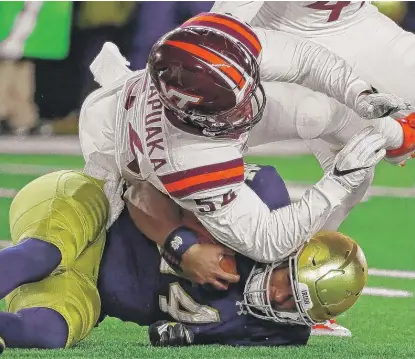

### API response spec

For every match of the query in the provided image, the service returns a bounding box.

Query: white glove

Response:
[355,90,412,119]
[328,126,386,191]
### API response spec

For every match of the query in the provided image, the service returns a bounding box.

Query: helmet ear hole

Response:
[345,250,351,259]
[311,257,316,266]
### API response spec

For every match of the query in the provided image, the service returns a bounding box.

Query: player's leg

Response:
[249,81,415,165]
[311,7,415,105]
[3,253,104,350]
[0,169,109,348]
[249,81,403,149]
[0,170,108,351]
[0,308,68,350]
[0,170,108,300]
[0,239,61,299]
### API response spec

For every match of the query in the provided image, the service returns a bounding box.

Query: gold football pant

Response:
[6,170,109,347]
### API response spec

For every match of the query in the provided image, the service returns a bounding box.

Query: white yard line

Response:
[0,163,81,176]
[0,137,310,156]
[0,136,82,155]
[369,268,415,279]
[0,241,10,249]
[0,188,18,198]
[362,287,413,298]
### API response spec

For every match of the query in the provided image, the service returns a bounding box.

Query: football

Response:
[182,209,238,275]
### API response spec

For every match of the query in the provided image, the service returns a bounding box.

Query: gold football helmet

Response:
[240,231,368,326]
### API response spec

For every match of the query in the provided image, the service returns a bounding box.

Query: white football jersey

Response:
[80,70,352,263]
[79,39,359,263]
[211,1,370,36]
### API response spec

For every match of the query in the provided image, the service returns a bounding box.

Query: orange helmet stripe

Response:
[183,13,261,55]
[166,40,246,89]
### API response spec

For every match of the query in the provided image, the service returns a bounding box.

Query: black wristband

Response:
[161,226,198,272]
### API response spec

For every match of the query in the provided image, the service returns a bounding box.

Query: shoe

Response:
[311,319,352,337]
[385,113,415,166]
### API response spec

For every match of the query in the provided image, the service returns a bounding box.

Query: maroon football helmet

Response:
[147,12,266,137]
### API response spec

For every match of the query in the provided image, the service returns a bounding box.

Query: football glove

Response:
[329,126,386,191]
[148,320,194,347]
[355,88,412,119]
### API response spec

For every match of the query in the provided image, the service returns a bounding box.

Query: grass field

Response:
[0,153,414,358]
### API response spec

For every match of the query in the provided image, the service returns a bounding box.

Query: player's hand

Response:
[355,89,412,119]
[181,243,240,291]
[330,126,386,190]
[149,320,194,347]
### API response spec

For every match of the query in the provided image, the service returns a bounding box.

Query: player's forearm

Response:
[124,181,183,246]
[257,175,351,262]
[124,182,203,274]
[197,176,350,263]
[256,28,370,111]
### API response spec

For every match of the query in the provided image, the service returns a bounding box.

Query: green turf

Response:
[0,174,40,190]
[0,154,84,168]
[0,199,11,240]
[0,154,414,358]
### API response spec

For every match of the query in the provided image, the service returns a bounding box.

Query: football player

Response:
[80,13,407,287]
[211,1,415,107]
[132,12,415,337]
[0,163,367,351]
[208,3,415,334]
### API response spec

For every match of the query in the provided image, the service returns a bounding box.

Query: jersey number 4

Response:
[306,1,363,22]
[160,283,220,323]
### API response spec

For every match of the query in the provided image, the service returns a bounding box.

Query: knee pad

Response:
[244,164,290,210]
[296,94,331,140]
[9,170,109,270]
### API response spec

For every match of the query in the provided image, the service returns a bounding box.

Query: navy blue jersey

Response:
[97,165,310,346]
